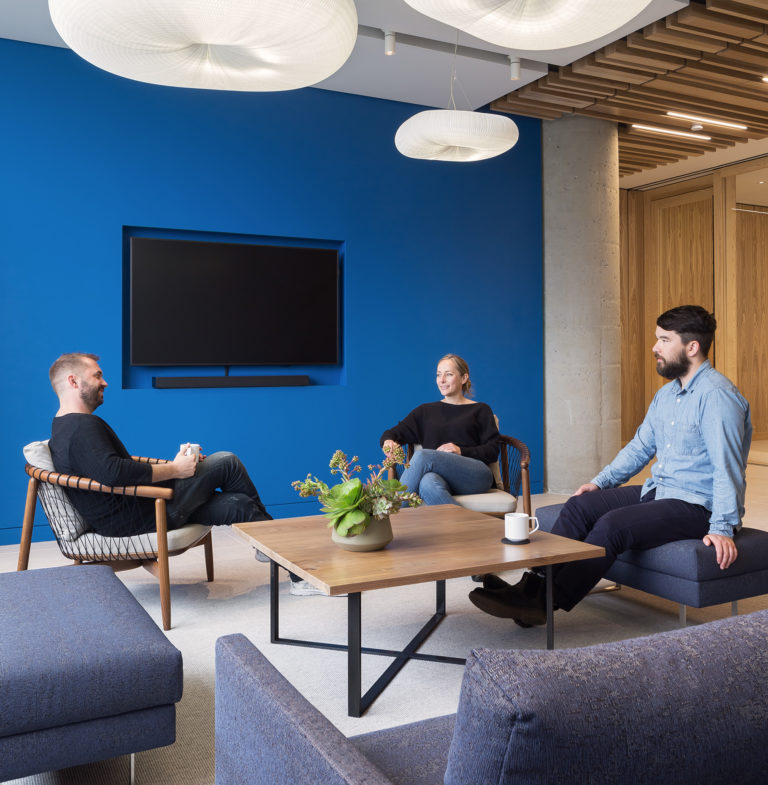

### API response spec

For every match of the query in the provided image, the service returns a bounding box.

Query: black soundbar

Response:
[152,375,311,389]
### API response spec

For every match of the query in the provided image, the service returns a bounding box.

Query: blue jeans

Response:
[399,449,493,506]
[167,452,271,528]
[551,485,710,611]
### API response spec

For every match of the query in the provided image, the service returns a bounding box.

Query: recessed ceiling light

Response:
[631,124,711,141]
[666,111,747,130]
[762,76,768,83]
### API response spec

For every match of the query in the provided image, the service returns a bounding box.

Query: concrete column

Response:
[543,115,620,493]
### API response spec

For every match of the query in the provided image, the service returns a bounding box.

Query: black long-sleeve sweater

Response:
[49,413,157,536]
[380,401,499,464]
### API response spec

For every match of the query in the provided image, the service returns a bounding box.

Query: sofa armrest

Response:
[215,635,394,785]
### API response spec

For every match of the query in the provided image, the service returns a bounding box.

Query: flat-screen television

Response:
[129,236,340,366]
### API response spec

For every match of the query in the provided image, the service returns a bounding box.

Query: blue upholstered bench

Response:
[536,502,768,623]
[0,565,183,782]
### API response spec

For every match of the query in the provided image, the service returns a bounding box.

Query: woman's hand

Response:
[437,443,461,454]
[382,439,400,455]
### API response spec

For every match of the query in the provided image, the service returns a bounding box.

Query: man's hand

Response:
[150,448,198,482]
[573,482,599,496]
[170,447,197,479]
[703,533,738,570]
[437,443,461,454]
[382,439,399,455]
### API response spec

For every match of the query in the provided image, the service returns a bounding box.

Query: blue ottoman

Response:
[0,565,183,781]
[537,503,768,622]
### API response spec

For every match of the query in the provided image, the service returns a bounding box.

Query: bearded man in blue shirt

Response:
[470,305,752,626]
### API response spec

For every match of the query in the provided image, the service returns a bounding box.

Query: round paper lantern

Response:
[395,110,519,162]
[48,0,358,91]
[402,0,654,51]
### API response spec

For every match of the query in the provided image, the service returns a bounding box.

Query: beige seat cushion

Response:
[65,524,212,561]
[453,488,518,514]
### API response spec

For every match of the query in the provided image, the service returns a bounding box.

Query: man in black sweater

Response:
[48,352,271,537]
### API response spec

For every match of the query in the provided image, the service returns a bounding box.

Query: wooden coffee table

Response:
[234,504,604,717]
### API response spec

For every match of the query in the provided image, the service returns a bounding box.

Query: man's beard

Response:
[655,349,690,380]
[79,382,103,410]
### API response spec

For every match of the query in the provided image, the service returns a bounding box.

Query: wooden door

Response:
[642,187,714,408]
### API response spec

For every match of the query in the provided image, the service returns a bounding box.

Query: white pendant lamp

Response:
[402,0,654,51]
[395,109,518,162]
[48,0,358,92]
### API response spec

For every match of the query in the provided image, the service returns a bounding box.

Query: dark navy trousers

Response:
[551,485,710,611]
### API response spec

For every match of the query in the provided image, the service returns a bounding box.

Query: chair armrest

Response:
[131,455,170,464]
[215,635,394,785]
[499,435,531,516]
[25,464,174,500]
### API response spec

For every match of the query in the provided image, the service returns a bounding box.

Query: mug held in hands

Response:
[180,443,202,462]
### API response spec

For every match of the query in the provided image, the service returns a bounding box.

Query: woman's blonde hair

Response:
[439,353,473,397]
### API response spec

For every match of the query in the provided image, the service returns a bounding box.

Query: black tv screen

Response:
[130,237,340,366]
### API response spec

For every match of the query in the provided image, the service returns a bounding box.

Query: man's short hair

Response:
[656,305,716,357]
[49,352,100,392]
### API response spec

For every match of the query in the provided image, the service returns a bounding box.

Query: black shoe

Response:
[482,574,512,590]
[468,583,547,626]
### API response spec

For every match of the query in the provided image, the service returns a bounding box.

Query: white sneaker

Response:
[253,547,271,563]
[289,579,327,596]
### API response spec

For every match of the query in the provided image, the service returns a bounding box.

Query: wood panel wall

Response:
[621,177,714,441]
[621,163,768,441]
[735,203,768,439]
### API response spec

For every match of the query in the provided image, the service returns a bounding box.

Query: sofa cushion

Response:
[350,715,455,785]
[444,610,768,785]
[0,565,183,737]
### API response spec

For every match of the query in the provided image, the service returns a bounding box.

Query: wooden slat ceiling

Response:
[490,0,768,175]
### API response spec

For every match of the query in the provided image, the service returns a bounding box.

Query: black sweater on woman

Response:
[380,401,499,464]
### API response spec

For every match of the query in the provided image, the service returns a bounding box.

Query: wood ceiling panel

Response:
[643,20,730,53]
[671,2,766,40]
[570,55,657,83]
[493,0,768,173]
[596,42,686,73]
[707,0,768,24]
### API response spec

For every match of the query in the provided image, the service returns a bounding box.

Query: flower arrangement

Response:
[292,447,422,537]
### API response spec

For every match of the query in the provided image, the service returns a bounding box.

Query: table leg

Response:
[436,579,446,615]
[546,565,554,650]
[348,592,362,717]
[270,560,280,644]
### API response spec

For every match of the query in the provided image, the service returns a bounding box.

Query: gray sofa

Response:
[215,611,768,785]
[0,565,183,782]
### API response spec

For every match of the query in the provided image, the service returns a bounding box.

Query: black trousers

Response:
[551,485,710,611]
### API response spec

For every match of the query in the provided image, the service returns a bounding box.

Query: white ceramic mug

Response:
[504,512,539,544]
[180,443,202,462]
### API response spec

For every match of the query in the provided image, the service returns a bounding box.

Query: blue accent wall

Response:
[0,38,543,546]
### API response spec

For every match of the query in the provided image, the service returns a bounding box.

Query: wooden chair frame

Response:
[19,456,213,630]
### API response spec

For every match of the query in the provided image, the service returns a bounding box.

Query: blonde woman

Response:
[380,354,499,505]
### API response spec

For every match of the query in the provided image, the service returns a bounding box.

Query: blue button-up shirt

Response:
[592,361,752,537]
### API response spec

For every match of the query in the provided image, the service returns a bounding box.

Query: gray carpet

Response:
[7,534,768,785]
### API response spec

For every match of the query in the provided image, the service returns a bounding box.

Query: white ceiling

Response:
[0,0,686,111]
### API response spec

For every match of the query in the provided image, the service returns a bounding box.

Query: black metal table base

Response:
[269,562,555,717]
